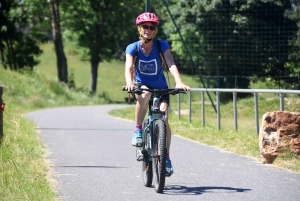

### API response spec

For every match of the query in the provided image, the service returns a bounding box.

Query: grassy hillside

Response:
[1,42,300,200]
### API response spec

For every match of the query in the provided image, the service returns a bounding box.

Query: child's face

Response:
[139,22,157,39]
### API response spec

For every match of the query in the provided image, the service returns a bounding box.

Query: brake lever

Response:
[122,86,142,94]
[135,88,143,95]
[171,88,186,95]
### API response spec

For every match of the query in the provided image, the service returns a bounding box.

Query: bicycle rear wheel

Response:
[152,119,166,193]
[142,119,152,187]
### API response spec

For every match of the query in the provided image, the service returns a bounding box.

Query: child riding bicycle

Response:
[124,12,190,176]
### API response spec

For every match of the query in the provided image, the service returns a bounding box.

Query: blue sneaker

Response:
[166,158,174,177]
[132,130,142,147]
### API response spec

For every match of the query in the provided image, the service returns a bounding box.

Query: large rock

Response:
[259,111,300,164]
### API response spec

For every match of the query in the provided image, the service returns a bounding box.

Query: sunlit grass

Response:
[0,102,56,200]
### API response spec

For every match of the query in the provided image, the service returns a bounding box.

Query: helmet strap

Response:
[140,36,153,43]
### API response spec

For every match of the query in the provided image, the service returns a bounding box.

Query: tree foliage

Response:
[1,0,299,94]
[0,0,49,70]
[59,0,144,93]
[153,0,300,92]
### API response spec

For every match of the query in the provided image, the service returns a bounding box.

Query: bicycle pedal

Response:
[137,155,144,161]
[136,139,143,147]
[136,148,143,161]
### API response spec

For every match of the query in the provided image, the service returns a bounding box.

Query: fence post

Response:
[233,92,238,131]
[216,91,220,130]
[0,86,3,139]
[145,0,150,12]
[279,93,284,111]
[188,91,191,122]
[201,91,205,126]
[177,93,180,120]
[254,92,259,135]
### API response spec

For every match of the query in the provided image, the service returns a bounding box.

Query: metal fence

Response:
[176,88,300,134]
[151,0,300,90]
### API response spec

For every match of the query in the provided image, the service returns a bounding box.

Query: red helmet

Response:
[136,12,159,25]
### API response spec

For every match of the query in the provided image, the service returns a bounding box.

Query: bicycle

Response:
[124,86,186,193]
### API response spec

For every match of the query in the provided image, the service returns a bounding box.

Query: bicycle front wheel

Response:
[152,119,166,193]
[142,119,152,187]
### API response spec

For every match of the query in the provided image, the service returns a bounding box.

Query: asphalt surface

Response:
[24,105,300,201]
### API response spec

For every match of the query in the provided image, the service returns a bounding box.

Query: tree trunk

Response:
[90,61,99,94]
[50,0,68,84]
[88,12,103,94]
[89,44,100,94]
[0,45,7,69]
[5,39,17,70]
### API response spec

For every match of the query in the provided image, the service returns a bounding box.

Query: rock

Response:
[259,111,300,164]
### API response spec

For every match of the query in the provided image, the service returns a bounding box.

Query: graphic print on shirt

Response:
[138,59,158,75]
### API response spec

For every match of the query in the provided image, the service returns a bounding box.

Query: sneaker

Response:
[132,130,142,147]
[165,158,174,177]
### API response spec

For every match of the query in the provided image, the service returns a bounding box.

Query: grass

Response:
[1,41,300,200]
[0,67,108,200]
[1,111,55,201]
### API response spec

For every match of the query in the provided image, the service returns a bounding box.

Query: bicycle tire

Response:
[142,119,152,187]
[152,119,166,193]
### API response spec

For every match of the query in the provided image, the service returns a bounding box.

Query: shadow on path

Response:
[52,165,129,169]
[164,185,251,195]
[36,127,132,131]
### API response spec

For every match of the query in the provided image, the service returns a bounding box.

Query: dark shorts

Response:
[136,84,170,105]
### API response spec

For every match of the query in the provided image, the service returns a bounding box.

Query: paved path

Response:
[24,105,300,201]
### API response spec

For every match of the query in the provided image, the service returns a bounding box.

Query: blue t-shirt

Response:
[125,40,170,89]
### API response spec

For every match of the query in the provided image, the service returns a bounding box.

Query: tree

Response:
[0,0,47,70]
[49,0,68,84]
[60,0,144,94]
[285,0,300,89]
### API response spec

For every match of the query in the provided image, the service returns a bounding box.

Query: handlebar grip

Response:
[122,87,143,95]
[175,88,186,92]
[170,88,186,95]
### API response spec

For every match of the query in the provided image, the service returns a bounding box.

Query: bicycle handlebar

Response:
[122,87,186,96]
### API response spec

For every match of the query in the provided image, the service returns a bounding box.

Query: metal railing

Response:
[176,88,300,134]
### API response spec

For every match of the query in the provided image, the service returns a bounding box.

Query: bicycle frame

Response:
[122,87,185,159]
[143,95,167,159]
